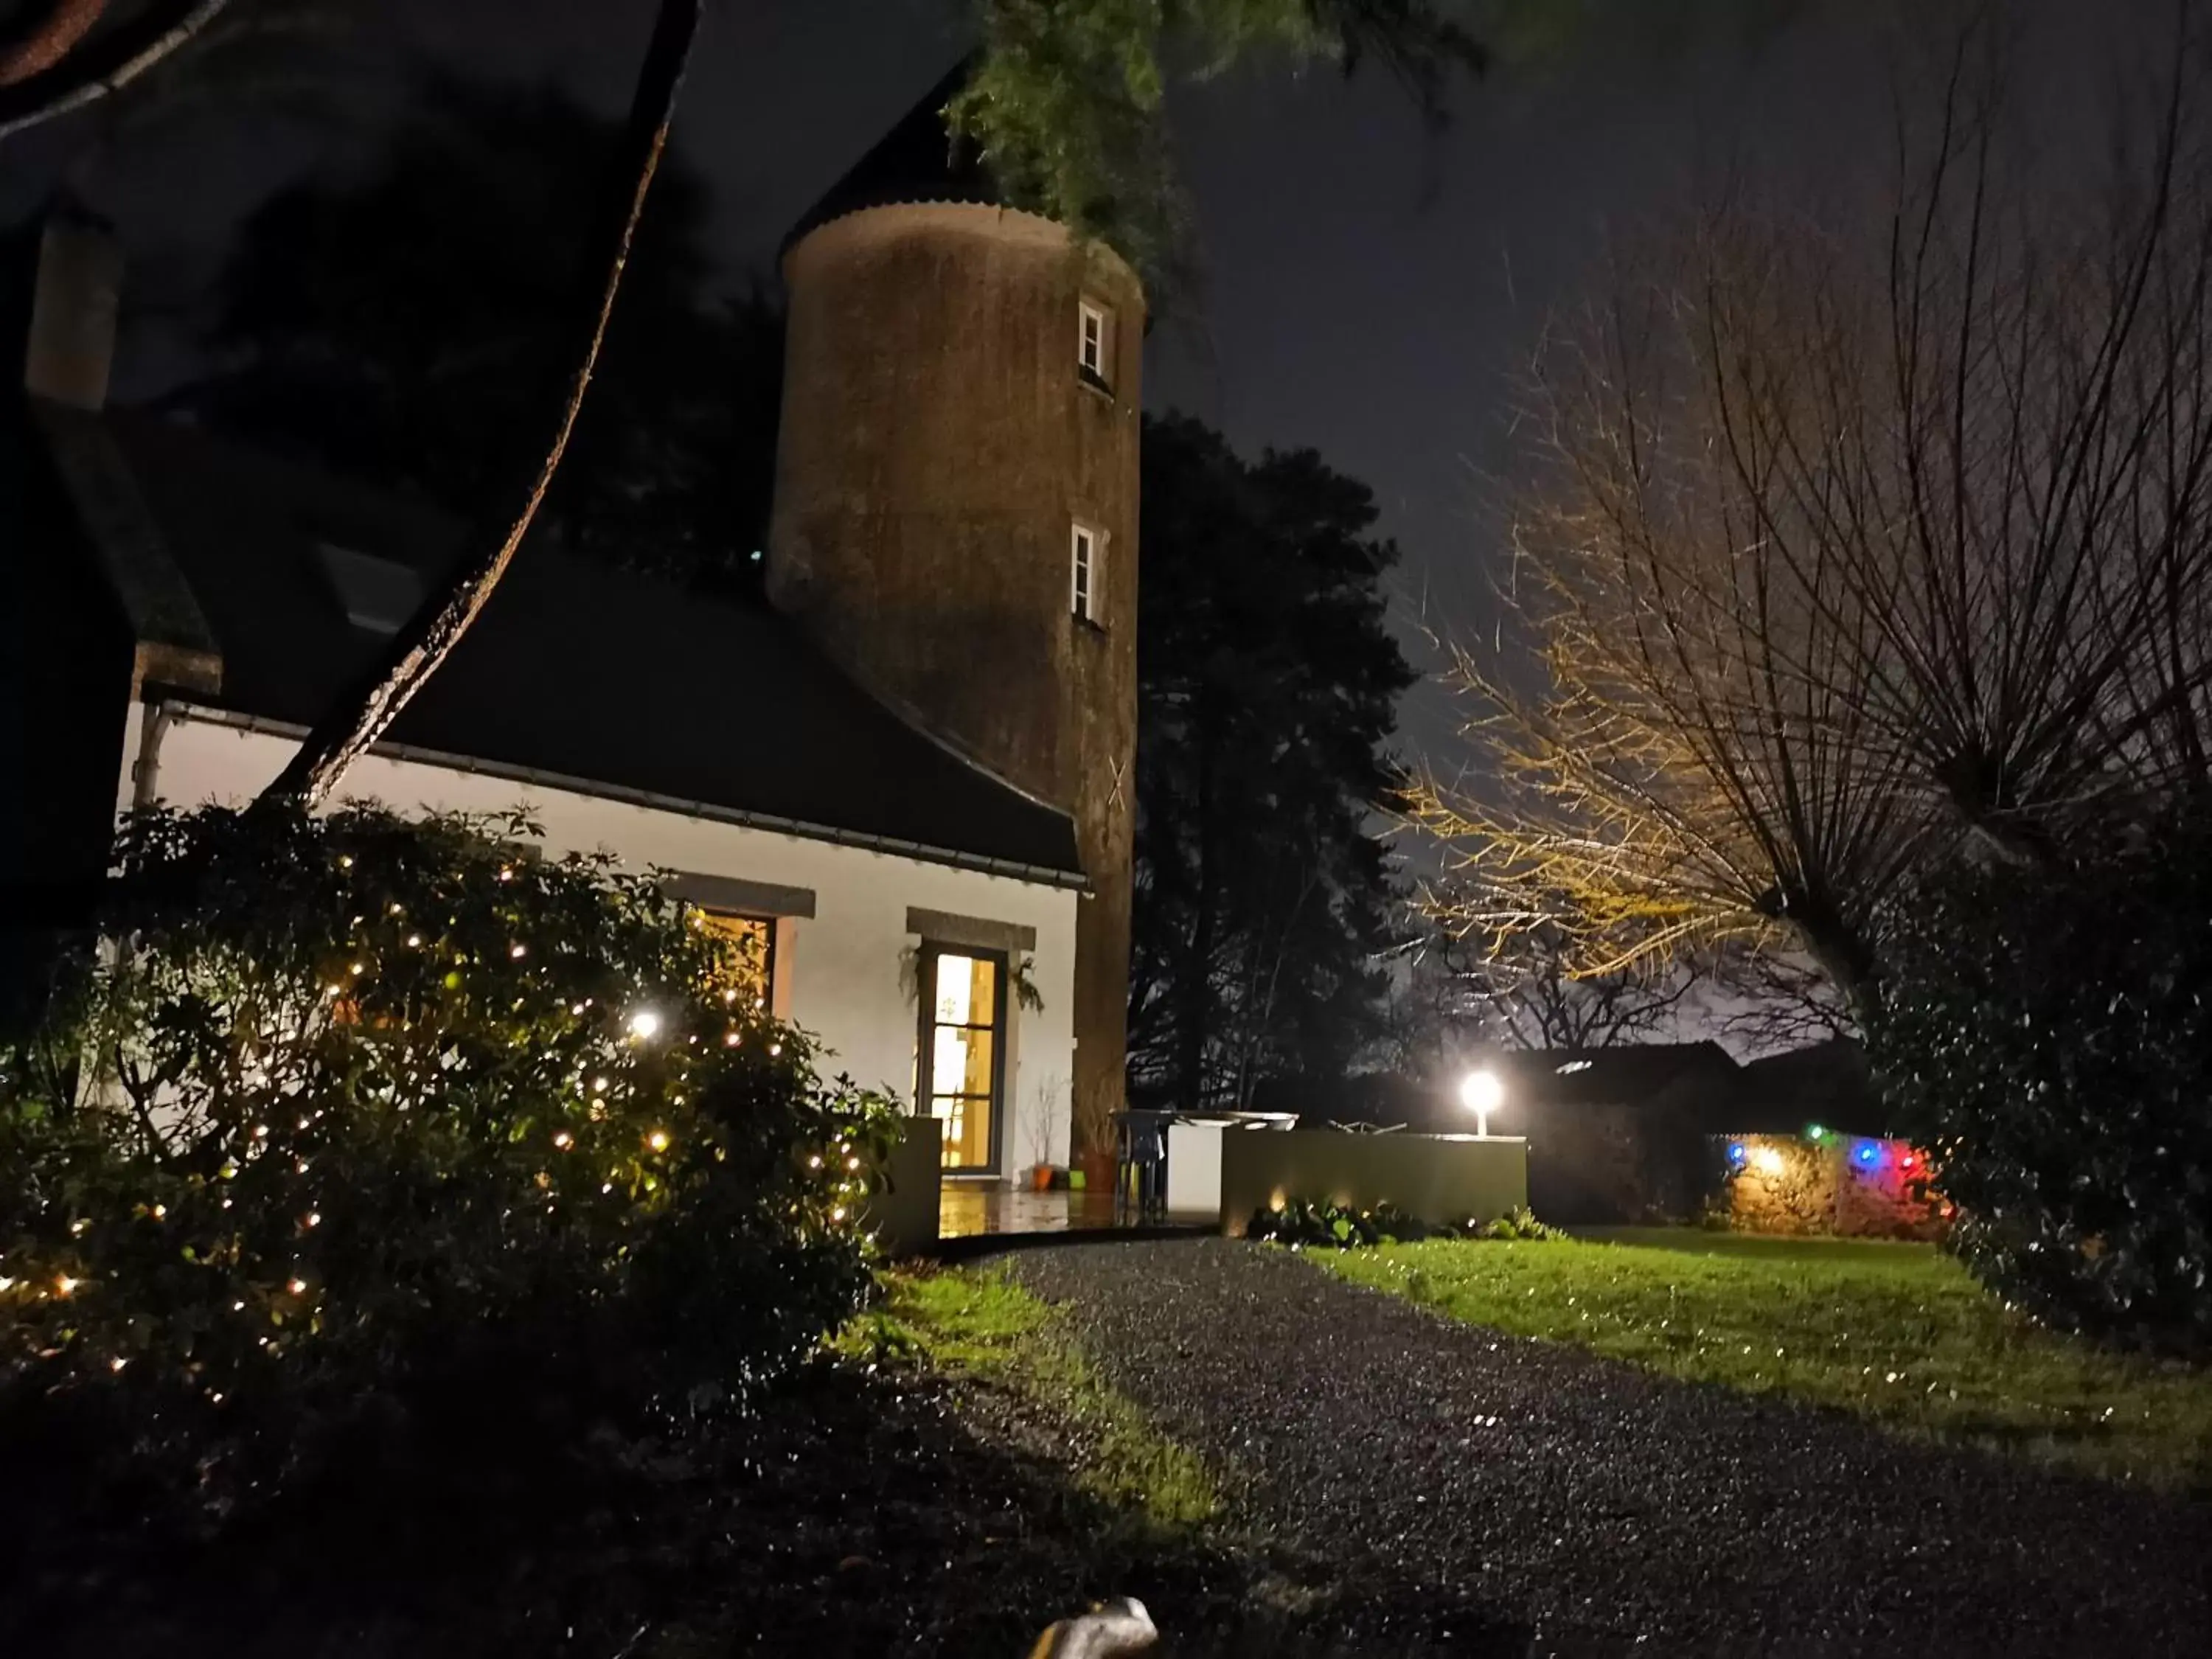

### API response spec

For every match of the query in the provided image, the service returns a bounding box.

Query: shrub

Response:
[1867,820,2212,1352]
[0,804,897,1506]
[1245,1198,1560,1248]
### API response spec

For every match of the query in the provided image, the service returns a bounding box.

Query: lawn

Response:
[846,1266,1222,1529]
[1315,1229,2212,1489]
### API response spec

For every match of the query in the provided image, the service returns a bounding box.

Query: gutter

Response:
[157,700,1093,894]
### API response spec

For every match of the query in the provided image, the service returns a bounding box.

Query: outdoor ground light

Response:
[1458,1068,1504,1137]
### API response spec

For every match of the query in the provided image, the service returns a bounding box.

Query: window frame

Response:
[1071,520,1103,625]
[1077,298,1111,388]
[698,908,778,1011]
[914,941,1009,1175]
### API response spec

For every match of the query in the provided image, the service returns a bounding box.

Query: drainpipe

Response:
[129,698,172,811]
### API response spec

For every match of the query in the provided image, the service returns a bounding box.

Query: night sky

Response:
[1,0,2142,767]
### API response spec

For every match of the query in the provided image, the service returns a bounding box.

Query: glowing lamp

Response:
[1853,1141,1881,1169]
[1458,1068,1505,1137]
[1806,1124,1826,1142]
[627,1009,663,1040]
[1726,1141,1747,1166]
[1753,1147,1787,1177]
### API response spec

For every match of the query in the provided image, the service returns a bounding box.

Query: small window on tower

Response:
[1077,299,1111,389]
[1071,521,1102,625]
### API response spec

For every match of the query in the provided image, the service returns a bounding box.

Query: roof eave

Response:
[156,699,1091,891]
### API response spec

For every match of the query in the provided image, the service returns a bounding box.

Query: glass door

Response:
[917,945,1005,1172]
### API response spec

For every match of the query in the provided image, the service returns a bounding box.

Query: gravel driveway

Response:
[1003,1237,2212,1658]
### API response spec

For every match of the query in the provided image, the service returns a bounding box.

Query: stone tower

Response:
[769,78,1144,1160]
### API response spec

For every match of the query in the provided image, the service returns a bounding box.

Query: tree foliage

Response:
[175,69,783,595]
[0,804,894,1509]
[950,0,1486,272]
[1130,415,1413,1110]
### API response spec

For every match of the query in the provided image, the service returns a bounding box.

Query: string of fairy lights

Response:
[0,845,883,1396]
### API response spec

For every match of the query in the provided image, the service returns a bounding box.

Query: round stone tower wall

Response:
[770,203,1143,1160]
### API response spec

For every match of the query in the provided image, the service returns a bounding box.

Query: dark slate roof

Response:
[1725,1038,1886,1137]
[783,61,1000,250]
[1490,1042,1742,1110]
[88,408,1084,881]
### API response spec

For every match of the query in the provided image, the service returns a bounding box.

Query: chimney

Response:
[23,214,119,411]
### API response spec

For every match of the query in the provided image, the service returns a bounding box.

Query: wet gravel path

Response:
[1004,1238,2212,1658]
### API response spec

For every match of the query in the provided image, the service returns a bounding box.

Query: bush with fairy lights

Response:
[0,804,897,1502]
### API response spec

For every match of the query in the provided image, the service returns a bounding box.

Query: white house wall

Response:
[120,701,1080,1176]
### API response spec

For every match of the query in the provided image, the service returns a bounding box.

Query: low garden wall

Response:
[1219,1131,1528,1236]
[864,1116,944,1256]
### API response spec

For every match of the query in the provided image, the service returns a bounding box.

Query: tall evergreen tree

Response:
[1130,415,1413,1110]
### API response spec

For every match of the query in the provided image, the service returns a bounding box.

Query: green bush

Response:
[1867,821,2212,1352]
[0,804,896,1506]
[1245,1198,1560,1248]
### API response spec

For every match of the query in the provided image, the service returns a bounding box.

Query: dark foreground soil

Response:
[0,1351,1519,1658]
[1006,1237,2212,1658]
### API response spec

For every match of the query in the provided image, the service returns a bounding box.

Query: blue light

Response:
[1727,1142,1747,1166]
[1854,1141,1881,1169]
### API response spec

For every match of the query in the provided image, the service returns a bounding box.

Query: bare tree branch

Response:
[0,0,226,143]
[0,0,109,86]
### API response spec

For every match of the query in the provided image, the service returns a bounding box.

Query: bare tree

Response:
[1456,925,1701,1051]
[1411,4,2212,1017]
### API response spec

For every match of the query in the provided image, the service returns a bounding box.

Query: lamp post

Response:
[1458,1068,1503,1138]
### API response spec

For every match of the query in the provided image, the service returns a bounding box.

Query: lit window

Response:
[1078,299,1110,386]
[1071,521,1102,624]
[698,911,776,1009]
[917,946,1004,1171]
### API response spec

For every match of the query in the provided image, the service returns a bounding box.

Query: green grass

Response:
[838,1265,1221,1528]
[1315,1231,2212,1490]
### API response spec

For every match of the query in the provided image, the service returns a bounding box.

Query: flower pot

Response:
[1078,1146,1116,1199]
[1030,1164,1054,1193]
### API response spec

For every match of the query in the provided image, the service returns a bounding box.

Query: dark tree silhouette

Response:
[177,70,783,595]
[258,0,703,805]
[1130,415,1414,1111]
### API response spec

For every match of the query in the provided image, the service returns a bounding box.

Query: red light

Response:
[1902,1155,1916,1170]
